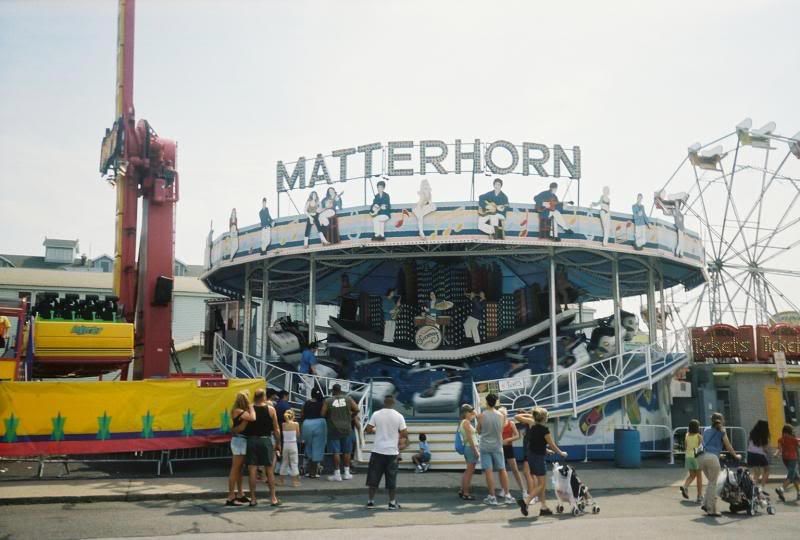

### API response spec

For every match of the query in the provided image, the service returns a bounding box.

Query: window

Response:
[45,247,73,263]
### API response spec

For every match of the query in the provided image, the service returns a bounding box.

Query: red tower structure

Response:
[100,0,178,379]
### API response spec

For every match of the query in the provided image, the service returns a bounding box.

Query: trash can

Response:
[614,428,641,468]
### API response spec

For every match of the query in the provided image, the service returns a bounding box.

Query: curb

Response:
[0,483,683,506]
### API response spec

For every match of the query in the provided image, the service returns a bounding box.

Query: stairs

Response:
[358,420,463,470]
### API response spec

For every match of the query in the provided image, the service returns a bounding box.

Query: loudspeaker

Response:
[153,276,174,306]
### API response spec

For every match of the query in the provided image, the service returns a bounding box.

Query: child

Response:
[775,424,800,502]
[680,419,703,503]
[278,410,301,487]
[412,433,431,473]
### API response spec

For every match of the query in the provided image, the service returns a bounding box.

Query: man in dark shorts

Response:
[322,383,359,481]
[365,395,408,510]
[244,389,281,506]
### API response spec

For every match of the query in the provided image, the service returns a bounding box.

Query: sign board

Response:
[415,326,443,350]
[328,380,351,392]
[774,351,788,379]
[498,377,525,392]
[276,139,581,192]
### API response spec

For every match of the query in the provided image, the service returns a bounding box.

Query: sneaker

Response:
[522,491,528,501]
[696,496,703,504]
[388,501,401,510]
[366,501,376,510]
[342,472,353,480]
[776,487,786,502]
[483,495,498,506]
[516,498,529,517]
[503,494,515,505]
[422,463,430,472]
[415,466,423,473]
[328,474,343,482]
[680,486,689,499]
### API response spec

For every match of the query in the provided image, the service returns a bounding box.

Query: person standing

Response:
[278,410,302,487]
[515,407,567,517]
[225,391,255,506]
[477,178,509,239]
[775,424,800,502]
[412,178,436,238]
[303,191,323,248]
[300,387,327,478]
[274,390,292,425]
[458,404,479,501]
[698,412,741,517]
[590,186,611,246]
[318,187,342,244]
[322,383,359,481]
[259,197,273,253]
[746,420,771,491]
[382,288,400,343]
[680,419,703,503]
[463,291,485,344]
[244,389,281,506]
[477,394,513,505]
[371,181,391,241]
[499,407,527,501]
[365,395,409,510]
[631,193,650,250]
[228,208,239,259]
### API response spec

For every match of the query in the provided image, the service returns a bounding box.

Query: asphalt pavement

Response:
[1,487,798,540]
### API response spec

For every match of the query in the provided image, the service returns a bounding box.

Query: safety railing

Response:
[583,424,672,462]
[355,380,373,463]
[475,338,688,418]
[670,426,747,465]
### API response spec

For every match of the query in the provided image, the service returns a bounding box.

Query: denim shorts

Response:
[480,449,506,471]
[230,435,247,456]
[328,433,354,454]
[785,459,799,483]
[463,446,479,465]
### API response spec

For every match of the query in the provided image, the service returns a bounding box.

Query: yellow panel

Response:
[764,385,784,447]
[33,320,133,358]
[0,361,16,381]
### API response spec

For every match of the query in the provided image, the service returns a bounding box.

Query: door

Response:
[764,385,784,447]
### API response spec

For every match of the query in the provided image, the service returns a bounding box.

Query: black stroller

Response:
[716,465,775,515]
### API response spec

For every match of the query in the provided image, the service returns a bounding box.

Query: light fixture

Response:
[688,143,726,171]
[736,117,776,149]
[789,131,800,159]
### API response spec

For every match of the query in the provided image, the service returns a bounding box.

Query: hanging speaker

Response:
[153,276,174,306]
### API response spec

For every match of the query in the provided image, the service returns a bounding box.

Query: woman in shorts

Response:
[746,420,771,490]
[458,404,479,500]
[514,407,567,517]
[680,419,703,502]
[226,391,255,506]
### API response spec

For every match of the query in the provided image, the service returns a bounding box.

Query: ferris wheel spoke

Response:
[690,166,720,261]
[721,267,756,315]
[742,272,754,325]
[716,146,749,262]
[689,283,707,328]
[719,153,790,262]
[761,273,800,315]
[719,274,739,326]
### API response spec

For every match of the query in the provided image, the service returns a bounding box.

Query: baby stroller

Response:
[551,462,600,516]
[716,465,775,515]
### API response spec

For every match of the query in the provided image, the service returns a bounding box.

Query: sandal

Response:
[249,500,258,507]
[463,494,475,500]
[539,507,553,516]
[225,499,243,507]
[270,500,282,507]
[235,496,250,503]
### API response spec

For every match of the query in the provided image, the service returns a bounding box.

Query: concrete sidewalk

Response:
[3,463,783,505]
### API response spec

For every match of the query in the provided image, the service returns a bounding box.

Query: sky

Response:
[1,0,800,317]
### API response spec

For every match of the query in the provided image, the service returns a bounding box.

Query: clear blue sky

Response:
[1,0,799,281]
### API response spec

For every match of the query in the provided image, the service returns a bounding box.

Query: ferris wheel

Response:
[659,118,800,329]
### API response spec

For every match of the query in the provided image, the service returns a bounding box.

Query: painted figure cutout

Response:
[382,288,400,343]
[371,181,391,241]
[654,190,688,257]
[631,193,650,250]
[259,197,273,253]
[412,179,437,238]
[534,182,572,241]
[477,178,509,239]
[303,191,323,248]
[228,208,239,259]
[590,186,611,246]
[464,291,485,344]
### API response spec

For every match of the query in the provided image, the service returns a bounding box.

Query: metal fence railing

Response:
[1,451,167,478]
[670,426,747,465]
[583,424,672,463]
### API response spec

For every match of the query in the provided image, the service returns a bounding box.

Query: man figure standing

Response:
[477,178,509,239]
[322,383,359,481]
[464,291,485,344]
[274,390,292,425]
[477,393,513,505]
[365,395,409,510]
[382,288,400,343]
[259,197,274,253]
[371,180,391,241]
[631,193,650,250]
[534,182,571,241]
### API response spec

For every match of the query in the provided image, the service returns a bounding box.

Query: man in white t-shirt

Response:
[365,395,409,510]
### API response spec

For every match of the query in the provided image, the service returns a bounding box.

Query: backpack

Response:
[455,424,465,455]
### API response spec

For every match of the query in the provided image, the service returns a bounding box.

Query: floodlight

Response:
[688,143,726,170]
[736,117,776,149]
[789,131,800,159]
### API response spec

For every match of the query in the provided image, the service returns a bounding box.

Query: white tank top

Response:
[283,426,297,445]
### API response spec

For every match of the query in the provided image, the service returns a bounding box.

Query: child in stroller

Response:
[551,462,599,516]
[716,464,775,515]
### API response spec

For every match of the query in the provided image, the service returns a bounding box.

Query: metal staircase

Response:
[212,334,688,470]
